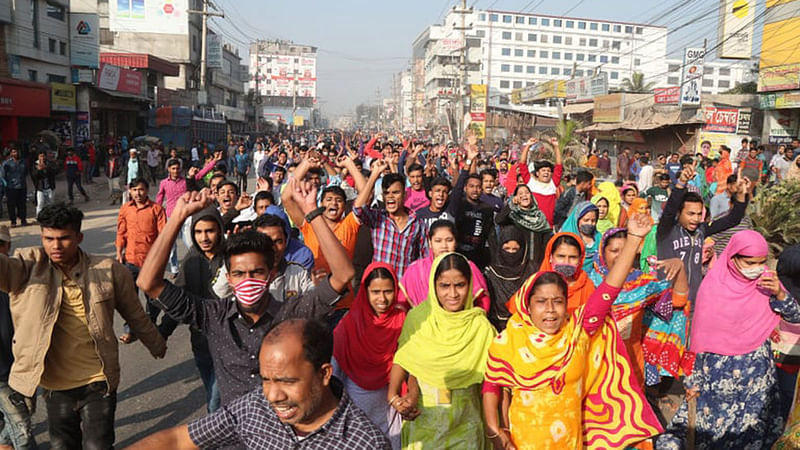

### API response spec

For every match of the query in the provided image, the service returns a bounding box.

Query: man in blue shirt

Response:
[1,148,27,227]
[234,145,250,194]
[665,152,682,186]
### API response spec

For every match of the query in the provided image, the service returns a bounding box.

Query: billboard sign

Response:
[702,106,740,133]
[69,13,99,68]
[680,48,705,106]
[51,83,76,112]
[717,0,755,59]
[97,63,143,94]
[207,34,223,69]
[758,64,800,92]
[566,72,608,103]
[109,0,188,35]
[593,93,625,123]
[654,87,680,104]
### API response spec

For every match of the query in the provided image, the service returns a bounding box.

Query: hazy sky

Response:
[211,0,763,117]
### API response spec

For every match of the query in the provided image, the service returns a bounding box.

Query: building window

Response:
[528,17,537,25]
[514,65,523,73]
[502,31,512,40]
[589,39,598,47]
[539,66,548,74]
[611,56,619,64]
[565,37,572,45]
[718,80,730,88]
[704,66,714,74]
[667,76,679,85]
[28,69,37,82]
[634,58,641,66]
[579,38,586,46]
[590,23,598,30]
[48,38,56,53]
[46,2,65,21]
[516,16,525,24]
[192,34,198,51]
[614,24,622,32]
[527,49,536,57]
[526,81,535,86]
[551,67,560,75]
[500,80,510,88]
[603,40,610,48]
[576,53,585,61]
[625,25,633,33]
[578,21,586,29]
[501,64,510,72]
[514,49,523,57]
[541,34,548,43]
[540,50,548,58]
[576,69,585,76]
[702,78,714,87]
[553,35,562,44]
[541,18,550,26]
[600,55,608,63]
[479,13,486,21]
[668,64,680,72]
[602,24,610,32]
[503,15,512,23]
[610,71,619,79]
[47,74,66,83]
[515,32,523,41]
[635,27,643,34]
[500,96,510,105]
[612,41,621,50]
[527,65,535,73]
[565,52,573,60]
[719,68,731,76]
[490,14,498,22]
[501,48,511,56]
[564,68,572,75]
[588,54,597,62]
[476,30,485,37]
[552,52,561,60]
[566,20,574,28]
[31,0,39,49]
[513,80,523,88]
[59,41,66,55]
[554,19,562,27]
[528,33,537,42]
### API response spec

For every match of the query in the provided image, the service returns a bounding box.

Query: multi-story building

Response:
[249,40,317,127]
[209,42,247,130]
[471,9,668,104]
[665,59,756,95]
[2,0,71,83]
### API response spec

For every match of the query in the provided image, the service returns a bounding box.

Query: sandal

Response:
[118,333,138,344]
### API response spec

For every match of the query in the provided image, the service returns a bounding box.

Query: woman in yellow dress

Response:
[482,214,662,450]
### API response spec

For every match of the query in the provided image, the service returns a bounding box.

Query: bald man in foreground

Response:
[126,319,390,449]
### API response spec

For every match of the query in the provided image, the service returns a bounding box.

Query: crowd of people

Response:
[0,129,799,449]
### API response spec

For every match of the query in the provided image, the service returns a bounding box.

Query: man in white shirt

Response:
[637,155,654,193]
[772,146,794,182]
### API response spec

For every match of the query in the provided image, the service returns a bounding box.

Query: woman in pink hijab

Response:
[656,230,799,449]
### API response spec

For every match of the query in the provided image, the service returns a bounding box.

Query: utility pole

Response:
[188,0,224,103]
[452,0,472,141]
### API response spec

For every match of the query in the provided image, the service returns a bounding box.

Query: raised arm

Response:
[338,153,368,193]
[706,177,750,236]
[288,177,355,293]
[354,159,386,209]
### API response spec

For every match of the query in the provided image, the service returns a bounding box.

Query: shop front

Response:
[0,78,51,148]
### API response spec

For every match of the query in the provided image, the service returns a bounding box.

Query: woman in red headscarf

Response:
[333,262,406,448]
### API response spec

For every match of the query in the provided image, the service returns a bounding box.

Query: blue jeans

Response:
[168,228,184,275]
[0,382,37,449]
[191,330,220,413]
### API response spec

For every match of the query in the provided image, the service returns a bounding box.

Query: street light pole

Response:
[188,0,223,103]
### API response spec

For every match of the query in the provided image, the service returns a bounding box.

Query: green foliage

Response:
[722,81,757,94]
[748,180,800,261]
[620,72,655,93]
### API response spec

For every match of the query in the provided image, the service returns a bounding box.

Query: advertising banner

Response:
[469,84,487,138]
[758,64,800,92]
[737,108,751,135]
[97,63,143,94]
[51,83,76,112]
[566,73,608,103]
[207,34,223,69]
[654,87,680,104]
[695,131,747,154]
[680,47,705,106]
[593,93,625,123]
[75,111,90,145]
[109,0,188,35]
[702,106,740,133]
[70,13,99,68]
[717,0,755,59]
[764,109,799,144]
[0,81,50,117]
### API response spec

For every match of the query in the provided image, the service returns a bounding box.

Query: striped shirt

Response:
[353,206,428,278]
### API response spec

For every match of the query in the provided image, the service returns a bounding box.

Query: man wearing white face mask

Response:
[136,181,355,407]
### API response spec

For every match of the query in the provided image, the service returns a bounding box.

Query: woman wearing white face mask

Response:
[656,230,799,450]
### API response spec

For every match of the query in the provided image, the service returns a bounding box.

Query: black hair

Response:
[679,191,705,212]
[680,155,694,166]
[640,155,649,164]
[433,253,472,286]
[167,158,181,168]
[407,163,424,174]
[253,214,287,238]
[321,185,346,203]
[381,173,406,192]
[603,229,628,250]
[272,165,287,174]
[658,173,671,181]
[254,190,274,206]
[128,177,149,189]
[307,167,324,177]
[513,183,531,196]
[37,204,84,233]
[364,267,395,290]
[480,168,499,179]
[217,181,239,196]
[428,177,451,193]
[529,272,568,301]
[576,170,594,184]
[726,174,738,186]
[552,234,581,254]
[534,160,554,174]
[224,229,275,270]
[466,173,482,184]
[263,319,332,370]
[428,219,457,239]
[210,173,226,185]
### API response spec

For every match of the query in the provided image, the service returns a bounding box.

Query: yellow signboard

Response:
[469,84,487,113]
[520,80,566,103]
[758,64,800,92]
[293,115,304,127]
[760,15,800,68]
[51,82,76,112]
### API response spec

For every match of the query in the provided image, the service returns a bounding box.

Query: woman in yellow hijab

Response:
[482,214,662,450]
[592,181,622,234]
[388,253,497,449]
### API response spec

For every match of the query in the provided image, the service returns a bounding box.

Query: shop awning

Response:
[563,102,594,115]
[580,107,703,132]
[97,88,151,102]
[100,53,180,77]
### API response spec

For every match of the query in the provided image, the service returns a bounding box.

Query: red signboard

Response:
[654,87,680,104]
[0,79,50,117]
[703,106,740,133]
[97,63,143,95]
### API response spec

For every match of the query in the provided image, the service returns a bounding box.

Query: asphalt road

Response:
[7,179,208,448]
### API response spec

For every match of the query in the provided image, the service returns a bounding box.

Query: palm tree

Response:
[620,72,655,93]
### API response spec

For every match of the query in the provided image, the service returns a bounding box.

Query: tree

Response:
[620,72,655,93]
[723,81,757,94]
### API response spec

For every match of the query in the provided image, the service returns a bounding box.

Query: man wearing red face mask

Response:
[136,180,355,407]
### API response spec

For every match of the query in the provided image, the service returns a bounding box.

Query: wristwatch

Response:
[466,158,473,166]
[304,206,326,223]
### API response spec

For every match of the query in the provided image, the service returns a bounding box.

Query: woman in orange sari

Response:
[714,146,734,194]
[483,215,662,449]
[529,232,596,313]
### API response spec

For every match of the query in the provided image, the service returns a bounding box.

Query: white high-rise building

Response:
[664,59,756,95]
